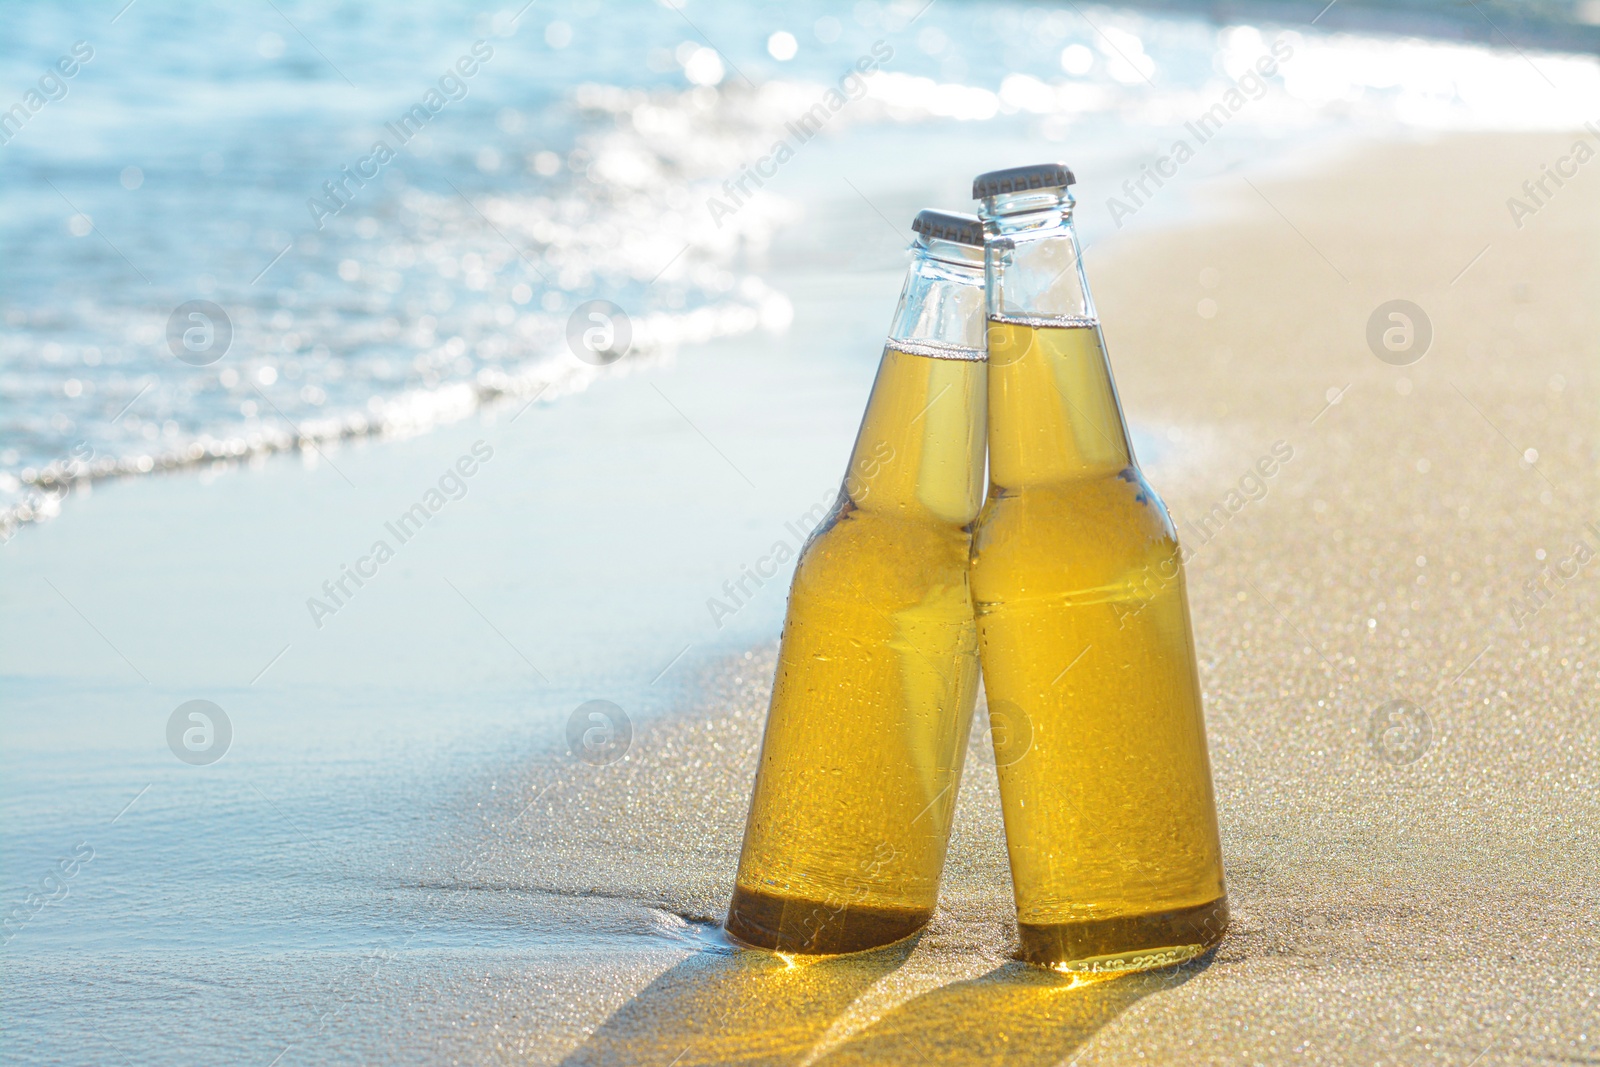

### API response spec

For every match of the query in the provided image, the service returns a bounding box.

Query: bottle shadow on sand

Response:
[557,935,914,1066]
[560,931,1213,1066]
[809,956,1211,1066]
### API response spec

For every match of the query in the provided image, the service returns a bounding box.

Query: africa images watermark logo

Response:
[306,39,495,229]
[1508,521,1600,630]
[987,699,1034,768]
[704,41,893,228]
[1505,122,1600,230]
[167,700,232,766]
[1367,699,1433,766]
[0,40,94,147]
[1366,300,1432,366]
[166,300,233,366]
[567,700,631,766]
[306,441,494,629]
[1114,441,1295,629]
[704,442,894,630]
[1,843,95,946]
[566,300,632,365]
[1106,36,1294,228]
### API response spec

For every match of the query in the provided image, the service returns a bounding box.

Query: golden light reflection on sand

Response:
[561,938,1213,1066]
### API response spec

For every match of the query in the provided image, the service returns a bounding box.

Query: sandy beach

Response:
[445,130,1600,1065]
[4,121,1594,1065]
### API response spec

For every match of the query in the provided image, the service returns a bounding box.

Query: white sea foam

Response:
[5,10,1595,540]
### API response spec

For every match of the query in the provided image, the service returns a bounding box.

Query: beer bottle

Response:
[969,164,1228,973]
[727,210,988,953]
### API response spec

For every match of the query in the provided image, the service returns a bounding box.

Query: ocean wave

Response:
[5,6,1596,540]
[1,79,801,541]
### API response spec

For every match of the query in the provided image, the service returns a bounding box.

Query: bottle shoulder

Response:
[971,468,1180,589]
[793,503,972,603]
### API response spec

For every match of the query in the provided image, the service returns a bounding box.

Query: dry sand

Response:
[424,130,1599,1065]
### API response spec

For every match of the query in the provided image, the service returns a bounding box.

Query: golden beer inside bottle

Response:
[727,343,984,954]
[972,319,1228,972]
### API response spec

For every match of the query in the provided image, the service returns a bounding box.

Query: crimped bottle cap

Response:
[971,162,1076,199]
[910,209,984,247]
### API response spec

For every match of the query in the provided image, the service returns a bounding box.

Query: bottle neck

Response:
[978,193,1133,488]
[841,238,987,525]
[886,236,987,359]
[985,319,1131,487]
[981,191,1097,326]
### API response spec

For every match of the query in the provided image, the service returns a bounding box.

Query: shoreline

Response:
[4,125,1597,1065]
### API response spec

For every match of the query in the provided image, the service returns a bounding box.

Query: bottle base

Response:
[1016,895,1229,976]
[725,885,930,955]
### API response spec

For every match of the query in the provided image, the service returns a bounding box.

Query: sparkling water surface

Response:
[4,0,1594,535]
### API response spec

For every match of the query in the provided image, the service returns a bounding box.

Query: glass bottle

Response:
[726,210,988,954]
[969,164,1228,973]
